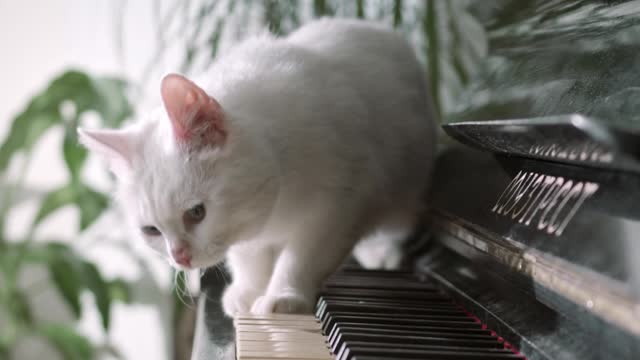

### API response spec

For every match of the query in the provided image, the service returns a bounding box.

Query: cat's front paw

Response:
[222,285,261,318]
[250,291,314,315]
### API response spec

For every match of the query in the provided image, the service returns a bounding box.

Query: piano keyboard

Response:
[235,268,527,360]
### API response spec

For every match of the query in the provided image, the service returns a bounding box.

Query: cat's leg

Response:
[352,211,418,270]
[222,243,275,317]
[250,213,359,314]
[352,228,409,270]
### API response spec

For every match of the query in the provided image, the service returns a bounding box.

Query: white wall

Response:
[0,1,179,359]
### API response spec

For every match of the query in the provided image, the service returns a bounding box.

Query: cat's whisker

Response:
[182,273,196,304]
[215,263,231,284]
[189,272,224,306]
[174,270,196,309]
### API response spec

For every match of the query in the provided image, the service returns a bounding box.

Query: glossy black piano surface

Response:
[453,0,640,130]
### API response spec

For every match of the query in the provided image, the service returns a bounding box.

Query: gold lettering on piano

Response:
[492,171,599,236]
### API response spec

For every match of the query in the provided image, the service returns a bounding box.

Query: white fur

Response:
[79,18,437,317]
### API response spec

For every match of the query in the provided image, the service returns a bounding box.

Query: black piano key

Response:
[317,300,467,318]
[327,326,495,347]
[325,279,438,291]
[336,342,511,360]
[315,300,327,318]
[318,287,452,301]
[316,298,460,316]
[316,304,468,321]
[327,273,423,280]
[326,322,493,343]
[318,295,460,308]
[322,314,483,333]
[321,298,463,319]
[329,268,415,277]
[350,353,525,360]
[331,333,504,354]
[314,268,526,360]
[320,310,476,325]
[338,344,525,360]
[317,295,460,308]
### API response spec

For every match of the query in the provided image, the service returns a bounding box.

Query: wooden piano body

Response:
[191,1,640,359]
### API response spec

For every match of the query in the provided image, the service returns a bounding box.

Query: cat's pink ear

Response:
[77,128,135,180]
[160,73,226,149]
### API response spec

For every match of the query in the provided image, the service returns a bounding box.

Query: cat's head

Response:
[79,74,274,270]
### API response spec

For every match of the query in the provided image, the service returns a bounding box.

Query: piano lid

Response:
[442,115,640,173]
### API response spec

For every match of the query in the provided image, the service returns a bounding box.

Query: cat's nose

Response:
[171,246,192,267]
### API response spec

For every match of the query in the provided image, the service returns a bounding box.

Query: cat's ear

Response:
[77,128,135,180]
[160,73,226,150]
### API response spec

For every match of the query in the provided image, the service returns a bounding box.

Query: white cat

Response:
[78,18,437,317]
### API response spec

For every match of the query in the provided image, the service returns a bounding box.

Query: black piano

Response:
[191,1,640,359]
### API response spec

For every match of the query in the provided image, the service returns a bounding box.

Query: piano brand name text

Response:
[492,171,599,236]
[529,142,613,163]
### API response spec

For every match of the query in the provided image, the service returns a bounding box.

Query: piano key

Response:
[328,268,414,276]
[337,344,525,360]
[330,332,503,354]
[315,301,466,323]
[324,279,438,291]
[317,295,459,308]
[235,268,526,360]
[346,350,526,360]
[321,314,483,333]
[326,326,495,347]
[319,311,476,327]
[236,313,323,322]
[316,300,467,318]
[235,313,332,360]
[326,323,493,343]
[318,287,452,300]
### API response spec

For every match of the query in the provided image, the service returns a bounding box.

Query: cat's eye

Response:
[184,203,206,224]
[141,226,161,236]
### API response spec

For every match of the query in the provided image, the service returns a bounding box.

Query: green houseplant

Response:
[0,70,133,359]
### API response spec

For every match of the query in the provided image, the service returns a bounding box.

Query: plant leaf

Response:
[313,0,333,17]
[33,185,76,227]
[424,0,441,118]
[0,343,8,359]
[7,289,33,326]
[47,255,83,317]
[80,261,111,330]
[393,0,403,28]
[20,242,71,263]
[63,134,88,181]
[33,184,108,231]
[356,0,365,18]
[90,77,132,128]
[45,241,74,255]
[0,70,132,172]
[0,110,57,172]
[108,279,131,304]
[37,323,94,360]
[24,243,122,330]
[76,187,109,230]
